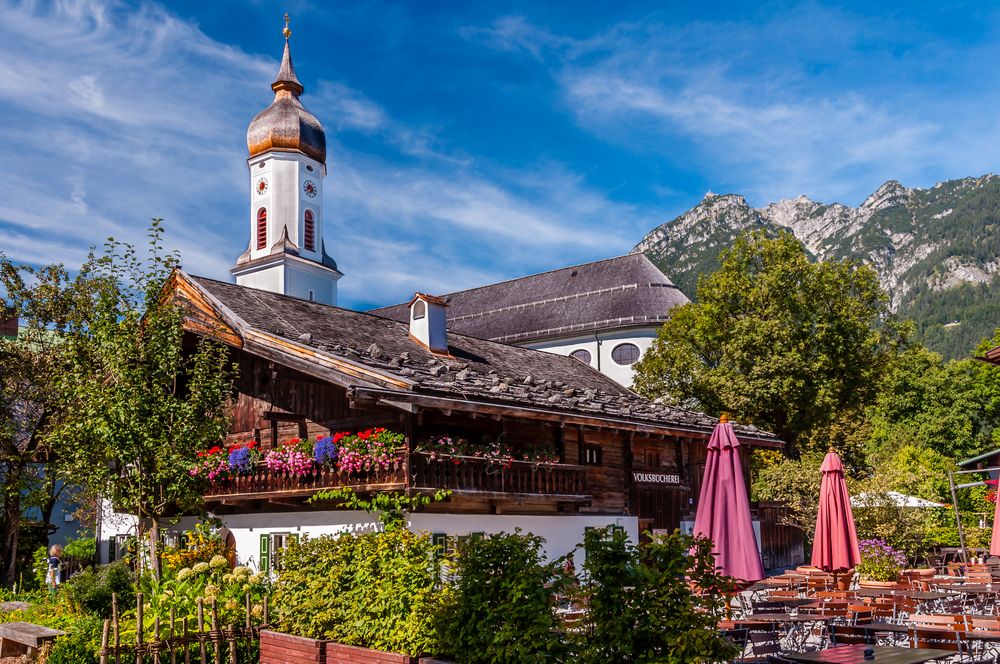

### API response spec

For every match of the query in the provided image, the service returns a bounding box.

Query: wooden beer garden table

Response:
[781,644,953,663]
[855,589,954,600]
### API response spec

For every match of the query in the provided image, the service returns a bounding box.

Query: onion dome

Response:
[247,22,326,164]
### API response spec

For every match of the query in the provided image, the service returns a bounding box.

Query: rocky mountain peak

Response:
[860,179,912,213]
[636,174,1000,359]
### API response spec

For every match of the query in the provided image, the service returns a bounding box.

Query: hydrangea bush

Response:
[857,538,907,582]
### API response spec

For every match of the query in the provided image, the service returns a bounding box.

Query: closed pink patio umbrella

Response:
[811,451,860,575]
[991,479,1000,556]
[692,419,765,583]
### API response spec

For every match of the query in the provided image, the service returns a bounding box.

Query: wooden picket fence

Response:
[99,592,268,664]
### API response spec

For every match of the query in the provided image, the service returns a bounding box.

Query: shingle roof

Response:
[182,273,776,442]
[368,254,689,343]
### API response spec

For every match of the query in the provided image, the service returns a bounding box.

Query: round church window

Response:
[611,343,640,365]
[570,349,592,365]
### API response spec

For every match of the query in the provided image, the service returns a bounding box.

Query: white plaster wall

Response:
[97,507,637,569]
[523,326,661,388]
[234,264,285,295]
[246,152,325,263]
[285,263,338,305]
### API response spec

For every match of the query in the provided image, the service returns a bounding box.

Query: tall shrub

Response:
[574,528,739,663]
[272,529,447,656]
[438,531,568,664]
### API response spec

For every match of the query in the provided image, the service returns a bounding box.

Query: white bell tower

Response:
[231,16,341,305]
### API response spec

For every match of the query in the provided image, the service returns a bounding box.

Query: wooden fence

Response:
[98,592,268,664]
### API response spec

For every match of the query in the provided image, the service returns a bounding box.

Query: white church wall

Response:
[285,262,337,305]
[522,326,661,388]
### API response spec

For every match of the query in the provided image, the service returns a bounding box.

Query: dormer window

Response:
[411,299,426,320]
[256,207,267,250]
[304,209,315,252]
[409,293,447,353]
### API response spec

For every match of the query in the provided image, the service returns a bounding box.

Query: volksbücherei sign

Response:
[632,472,680,485]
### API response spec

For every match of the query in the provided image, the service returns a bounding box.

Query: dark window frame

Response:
[611,342,641,365]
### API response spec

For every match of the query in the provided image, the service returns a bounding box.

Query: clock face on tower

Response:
[303,180,318,198]
[256,177,268,196]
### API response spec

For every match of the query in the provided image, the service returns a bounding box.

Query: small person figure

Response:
[563,552,576,577]
[46,544,62,593]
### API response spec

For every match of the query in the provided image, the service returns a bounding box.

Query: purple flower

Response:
[315,436,338,466]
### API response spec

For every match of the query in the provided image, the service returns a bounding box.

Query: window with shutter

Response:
[256,208,267,250]
[259,534,270,573]
[303,209,315,251]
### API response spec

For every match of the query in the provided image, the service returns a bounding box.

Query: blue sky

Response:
[3,0,1000,308]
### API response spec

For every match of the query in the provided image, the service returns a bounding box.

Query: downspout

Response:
[593,332,602,373]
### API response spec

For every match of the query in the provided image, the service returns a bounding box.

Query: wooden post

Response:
[183,617,190,664]
[211,599,221,664]
[245,593,251,631]
[197,599,207,664]
[170,608,176,664]
[262,595,269,627]
[100,619,110,664]
[227,626,237,664]
[112,592,121,664]
[136,592,144,664]
[154,616,161,664]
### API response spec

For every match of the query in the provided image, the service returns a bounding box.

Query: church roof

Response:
[246,35,326,163]
[175,272,777,444]
[369,254,689,343]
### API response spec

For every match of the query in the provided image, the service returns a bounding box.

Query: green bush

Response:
[273,529,447,656]
[45,614,102,664]
[63,562,135,619]
[63,537,97,564]
[573,528,739,664]
[438,531,568,664]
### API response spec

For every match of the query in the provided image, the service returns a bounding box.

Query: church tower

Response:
[231,17,341,305]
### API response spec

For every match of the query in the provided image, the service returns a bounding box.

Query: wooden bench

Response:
[0,621,66,657]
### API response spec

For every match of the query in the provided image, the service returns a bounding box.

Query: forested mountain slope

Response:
[635,175,1000,358]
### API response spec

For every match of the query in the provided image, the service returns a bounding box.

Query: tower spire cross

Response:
[283,13,291,40]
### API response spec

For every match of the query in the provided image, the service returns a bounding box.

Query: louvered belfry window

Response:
[256,208,267,250]
[304,209,315,252]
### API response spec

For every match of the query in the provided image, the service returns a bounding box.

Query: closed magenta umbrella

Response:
[693,419,765,583]
[811,451,860,573]
[987,480,1000,556]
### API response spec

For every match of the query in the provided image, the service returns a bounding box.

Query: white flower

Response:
[210,555,229,569]
[193,562,209,573]
[176,568,193,581]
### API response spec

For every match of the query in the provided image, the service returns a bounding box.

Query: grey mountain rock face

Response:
[636,175,1000,358]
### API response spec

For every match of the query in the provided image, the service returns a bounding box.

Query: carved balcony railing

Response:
[203,450,589,504]
[409,452,589,497]
[203,457,407,501]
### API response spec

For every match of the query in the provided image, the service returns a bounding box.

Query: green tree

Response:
[633,231,904,453]
[439,532,568,664]
[52,221,235,576]
[0,257,100,586]
[751,451,825,545]
[574,527,738,663]
[866,345,998,461]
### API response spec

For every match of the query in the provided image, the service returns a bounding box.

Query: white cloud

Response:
[0,0,648,309]
[467,10,1000,206]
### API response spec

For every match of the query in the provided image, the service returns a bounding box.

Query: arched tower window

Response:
[256,208,268,250]
[303,209,315,252]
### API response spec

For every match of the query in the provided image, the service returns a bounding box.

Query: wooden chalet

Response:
[108,270,806,569]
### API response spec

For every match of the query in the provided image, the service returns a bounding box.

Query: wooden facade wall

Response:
[223,348,801,568]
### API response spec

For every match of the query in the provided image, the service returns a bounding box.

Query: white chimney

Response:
[409,292,448,354]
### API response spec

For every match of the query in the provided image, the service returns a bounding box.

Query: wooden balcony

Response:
[203,451,590,508]
[409,452,589,498]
